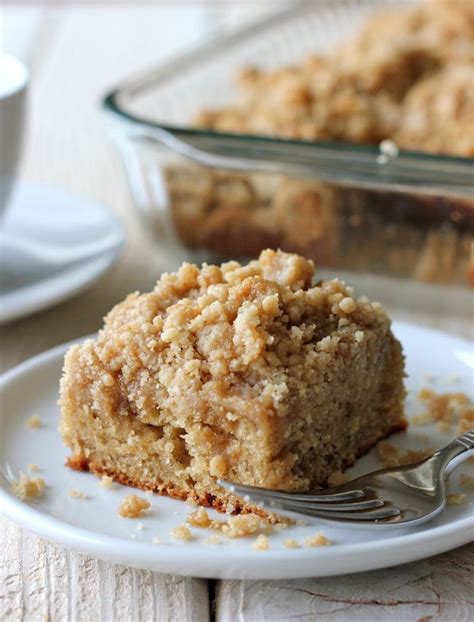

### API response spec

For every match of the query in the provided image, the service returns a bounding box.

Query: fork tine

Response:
[265,497,384,512]
[299,506,402,522]
[269,501,401,522]
[219,480,365,502]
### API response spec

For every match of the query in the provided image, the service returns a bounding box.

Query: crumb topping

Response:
[303,532,331,547]
[459,473,474,490]
[170,525,193,540]
[283,539,300,549]
[376,441,434,468]
[222,514,261,538]
[251,534,269,551]
[187,507,212,528]
[11,473,45,500]
[118,495,150,518]
[447,493,466,505]
[413,389,473,433]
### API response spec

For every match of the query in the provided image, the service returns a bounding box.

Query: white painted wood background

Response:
[0,4,473,621]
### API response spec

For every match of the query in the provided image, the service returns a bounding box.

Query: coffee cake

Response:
[60,250,406,515]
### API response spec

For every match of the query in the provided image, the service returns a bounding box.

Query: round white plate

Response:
[0,321,473,579]
[0,183,124,323]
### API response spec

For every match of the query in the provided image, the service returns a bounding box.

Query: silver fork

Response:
[219,430,474,528]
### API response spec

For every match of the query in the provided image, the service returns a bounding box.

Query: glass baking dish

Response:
[101,0,474,322]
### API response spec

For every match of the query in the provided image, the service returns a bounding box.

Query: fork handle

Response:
[431,429,474,476]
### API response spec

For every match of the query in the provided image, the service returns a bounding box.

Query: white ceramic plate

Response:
[0,321,473,579]
[0,183,124,323]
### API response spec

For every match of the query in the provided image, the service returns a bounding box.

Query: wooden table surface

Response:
[1,5,473,621]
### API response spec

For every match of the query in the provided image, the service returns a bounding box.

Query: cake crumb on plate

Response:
[459,473,474,490]
[12,473,45,500]
[283,539,300,549]
[187,507,211,528]
[222,514,261,538]
[252,534,269,551]
[100,475,113,489]
[304,532,331,547]
[447,493,466,505]
[118,494,150,518]
[170,525,193,541]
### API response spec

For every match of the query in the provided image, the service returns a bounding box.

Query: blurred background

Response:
[1,0,473,371]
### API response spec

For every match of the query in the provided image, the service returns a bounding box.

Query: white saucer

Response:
[0,183,124,323]
[0,321,473,579]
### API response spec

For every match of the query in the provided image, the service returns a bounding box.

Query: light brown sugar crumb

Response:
[283,539,300,549]
[118,495,151,518]
[170,525,193,541]
[459,474,474,490]
[187,507,212,528]
[152,537,161,544]
[68,489,88,500]
[252,534,269,551]
[100,475,113,489]
[222,514,261,538]
[206,534,223,545]
[327,470,350,487]
[447,493,466,505]
[304,532,331,547]
[27,464,40,472]
[136,522,144,531]
[376,441,401,468]
[402,448,434,465]
[25,415,42,429]
[12,473,45,500]
[414,390,472,433]
[376,442,433,468]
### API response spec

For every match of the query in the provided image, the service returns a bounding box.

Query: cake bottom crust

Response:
[66,420,406,520]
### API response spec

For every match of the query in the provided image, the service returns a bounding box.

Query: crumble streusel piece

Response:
[12,473,45,500]
[118,495,150,518]
[283,539,300,549]
[447,493,466,506]
[100,475,113,489]
[459,473,474,490]
[252,534,269,551]
[170,525,193,541]
[303,532,331,547]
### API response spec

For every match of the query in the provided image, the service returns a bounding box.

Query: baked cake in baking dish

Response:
[59,250,406,514]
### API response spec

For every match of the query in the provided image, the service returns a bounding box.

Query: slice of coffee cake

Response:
[60,249,406,514]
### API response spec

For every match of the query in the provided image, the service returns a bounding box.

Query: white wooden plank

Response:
[217,542,474,622]
[0,518,210,622]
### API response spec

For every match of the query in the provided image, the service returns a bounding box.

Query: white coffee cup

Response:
[0,53,28,217]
